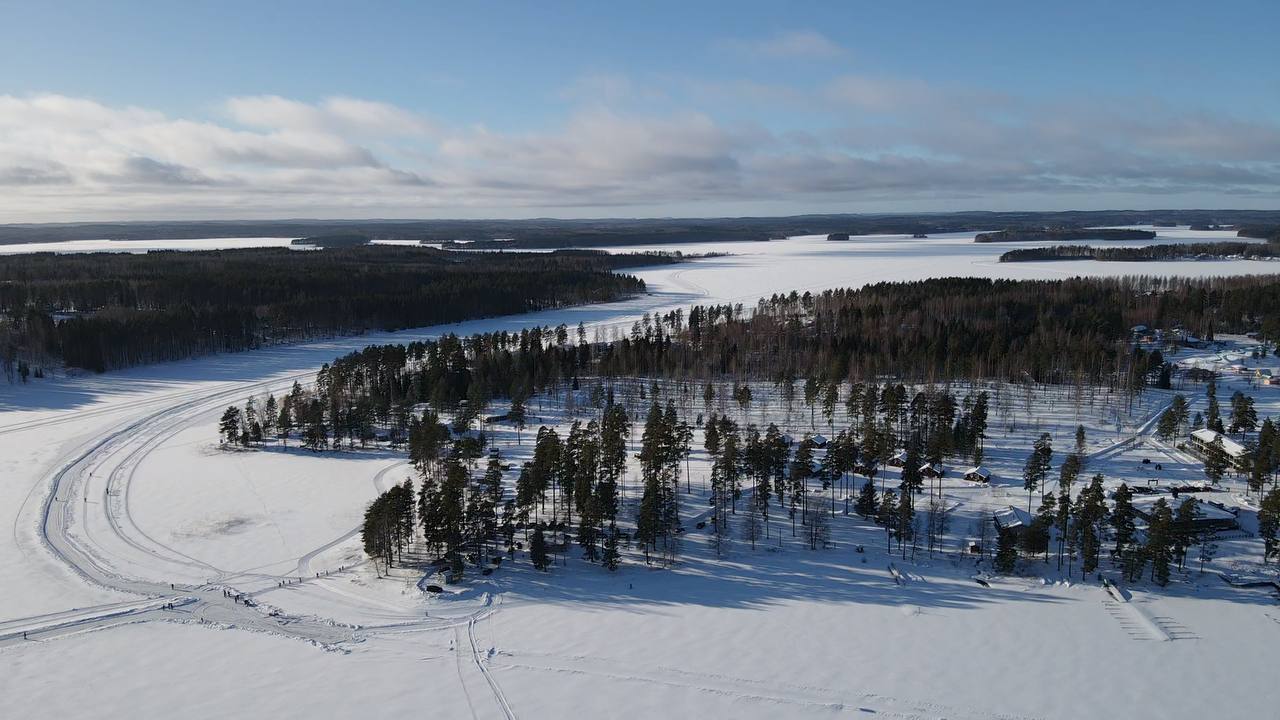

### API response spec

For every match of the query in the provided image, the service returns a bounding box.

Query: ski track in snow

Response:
[495,649,1040,720]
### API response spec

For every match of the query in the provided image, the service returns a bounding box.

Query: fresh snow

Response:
[3,230,1280,719]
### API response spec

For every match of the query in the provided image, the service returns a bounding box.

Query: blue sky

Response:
[0,1,1277,221]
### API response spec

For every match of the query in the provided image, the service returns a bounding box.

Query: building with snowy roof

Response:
[1131,495,1238,533]
[992,506,1033,539]
[919,462,945,478]
[1187,428,1250,473]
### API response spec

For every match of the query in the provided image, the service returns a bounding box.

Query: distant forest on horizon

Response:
[3,210,1280,248]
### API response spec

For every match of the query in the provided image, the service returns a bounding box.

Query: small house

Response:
[887,450,908,467]
[919,462,945,478]
[993,506,1033,539]
[962,466,992,484]
[809,434,829,448]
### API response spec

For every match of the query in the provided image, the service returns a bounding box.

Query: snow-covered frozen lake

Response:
[605,227,1275,311]
[2,224,1279,719]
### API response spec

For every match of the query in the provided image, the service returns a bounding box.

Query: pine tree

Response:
[895,483,914,556]
[877,488,897,550]
[530,526,550,571]
[1058,452,1083,493]
[1121,544,1146,582]
[1196,529,1218,574]
[219,406,242,445]
[1156,408,1179,441]
[742,494,764,550]
[901,432,925,497]
[1026,493,1055,559]
[970,391,990,463]
[821,381,839,433]
[1054,486,1071,570]
[1204,435,1228,485]
[1111,483,1137,559]
[994,528,1018,574]
[855,478,878,519]
[1206,379,1224,433]
[602,525,620,571]
[788,436,814,535]
[1172,497,1198,570]
[277,398,293,445]
[509,395,527,444]
[1074,474,1108,577]
[1170,394,1190,434]
[362,493,395,577]
[1229,392,1257,437]
[262,394,278,438]
[1258,487,1280,563]
[703,412,721,456]
[1022,432,1052,515]
[1145,498,1174,586]
[803,377,819,429]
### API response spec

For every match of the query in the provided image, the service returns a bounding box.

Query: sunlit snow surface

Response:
[3,225,1279,719]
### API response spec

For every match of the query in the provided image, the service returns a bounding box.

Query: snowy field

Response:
[3,227,1280,719]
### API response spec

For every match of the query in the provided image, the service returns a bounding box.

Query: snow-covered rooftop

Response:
[1131,495,1237,522]
[993,505,1033,530]
[1189,428,1247,458]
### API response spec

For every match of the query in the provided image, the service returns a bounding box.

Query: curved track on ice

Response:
[22,372,502,652]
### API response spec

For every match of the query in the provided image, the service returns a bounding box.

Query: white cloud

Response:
[751,30,847,59]
[227,95,432,136]
[0,84,1277,222]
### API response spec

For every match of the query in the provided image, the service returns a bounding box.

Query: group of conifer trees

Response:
[0,245,664,373]
[242,272,1280,584]
[217,382,341,451]
[340,374,994,576]
[999,480,1223,585]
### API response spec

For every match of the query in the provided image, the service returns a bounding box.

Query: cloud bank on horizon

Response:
[1,17,1278,221]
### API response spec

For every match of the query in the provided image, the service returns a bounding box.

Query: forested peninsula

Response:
[0,246,671,375]
[1000,242,1280,262]
[974,228,1156,243]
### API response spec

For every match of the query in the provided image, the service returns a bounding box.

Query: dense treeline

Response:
[308,275,1280,420]
[278,366,993,574]
[974,228,1156,243]
[1239,226,1280,242]
[0,246,667,375]
[271,274,1280,582]
[999,242,1280,262]
[238,276,1280,579]
[10,211,1280,246]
